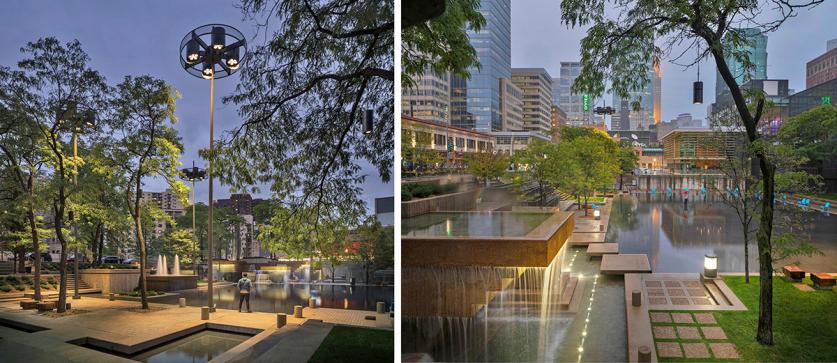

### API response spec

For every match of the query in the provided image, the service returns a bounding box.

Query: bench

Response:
[783,265,805,282]
[559,277,579,308]
[811,273,836,290]
[36,302,55,312]
[20,300,39,310]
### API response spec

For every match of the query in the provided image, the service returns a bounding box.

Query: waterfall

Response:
[173,254,181,275]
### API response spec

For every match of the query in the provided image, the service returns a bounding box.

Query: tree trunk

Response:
[755,156,776,345]
[98,229,105,264]
[134,212,149,310]
[27,208,42,301]
[743,227,750,284]
[55,213,68,313]
[16,250,25,273]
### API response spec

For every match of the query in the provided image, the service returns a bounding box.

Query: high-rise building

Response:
[499,78,524,131]
[551,77,561,106]
[715,28,767,98]
[550,105,567,142]
[653,61,662,124]
[141,189,185,239]
[611,62,658,130]
[215,194,260,259]
[558,62,595,127]
[402,68,450,124]
[806,39,837,88]
[511,68,553,134]
[449,0,512,132]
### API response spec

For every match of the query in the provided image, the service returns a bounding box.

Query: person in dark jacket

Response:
[237,273,252,313]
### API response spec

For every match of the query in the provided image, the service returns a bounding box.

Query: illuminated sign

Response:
[823,96,831,105]
[583,95,590,111]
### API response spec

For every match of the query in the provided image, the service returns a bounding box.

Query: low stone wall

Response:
[147,275,198,292]
[402,188,481,218]
[79,269,140,294]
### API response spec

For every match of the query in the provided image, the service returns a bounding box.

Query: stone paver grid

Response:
[656,342,683,358]
[709,343,740,358]
[682,280,702,288]
[682,342,711,358]
[653,326,677,339]
[692,297,713,305]
[649,312,672,323]
[667,288,686,296]
[671,297,691,305]
[647,288,666,296]
[649,297,668,305]
[694,313,717,325]
[701,326,728,340]
[687,288,706,297]
[676,326,701,340]
[664,281,681,287]
[671,313,694,324]
[645,281,662,288]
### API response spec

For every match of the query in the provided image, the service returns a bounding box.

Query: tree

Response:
[401,129,443,176]
[464,151,509,185]
[100,76,187,310]
[214,0,393,236]
[0,38,109,312]
[778,104,837,179]
[175,203,237,266]
[616,141,639,191]
[0,99,48,299]
[551,136,619,214]
[401,0,485,87]
[352,216,393,283]
[559,0,826,344]
[509,140,558,206]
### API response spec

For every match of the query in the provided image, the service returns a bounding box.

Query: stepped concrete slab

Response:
[601,254,652,274]
[569,232,606,245]
[586,243,619,257]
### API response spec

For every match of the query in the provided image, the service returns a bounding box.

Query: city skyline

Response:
[511,0,837,128]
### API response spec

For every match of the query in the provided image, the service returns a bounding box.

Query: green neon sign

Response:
[823,96,831,105]
[583,95,590,111]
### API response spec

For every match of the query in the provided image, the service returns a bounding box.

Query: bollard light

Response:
[594,210,601,220]
[703,254,717,278]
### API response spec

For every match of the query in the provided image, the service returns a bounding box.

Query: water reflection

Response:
[610,194,837,272]
[154,283,393,314]
[131,330,250,363]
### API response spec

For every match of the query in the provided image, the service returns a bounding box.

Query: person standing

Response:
[237,273,252,313]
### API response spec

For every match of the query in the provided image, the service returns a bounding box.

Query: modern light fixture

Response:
[703,254,718,278]
[594,210,601,220]
[179,23,247,316]
[693,46,704,104]
[364,109,374,134]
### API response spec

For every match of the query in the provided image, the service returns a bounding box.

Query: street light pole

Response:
[179,24,247,316]
[72,130,80,300]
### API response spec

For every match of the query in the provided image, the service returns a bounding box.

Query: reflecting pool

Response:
[153,283,393,314]
[132,330,250,363]
[609,194,837,272]
[402,212,553,237]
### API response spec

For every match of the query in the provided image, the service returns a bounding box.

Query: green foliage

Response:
[0,285,11,293]
[13,284,24,291]
[401,0,485,88]
[402,182,457,200]
[778,104,837,172]
[175,204,239,262]
[217,0,393,234]
[149,228,197,265]
[549,136,620,207]
[464,152,509,184]
[509,140,558,206]
[401,129,443,176]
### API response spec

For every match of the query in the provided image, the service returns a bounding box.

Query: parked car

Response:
[26,252,53,262]
[123,258,141,267]
[102,256,121,264]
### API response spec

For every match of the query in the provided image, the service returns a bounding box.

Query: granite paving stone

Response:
[676,326,701,340]
[682,342,711,358]
[709,343,740,358]
[649,312,671,323]
[656,342,683,358]
[672,313,694,324]
[701,326,728,340]
[653,326,677,339]
[694,313,717,325]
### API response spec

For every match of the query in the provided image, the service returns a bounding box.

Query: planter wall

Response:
[402,188,482,218]
[78,269,140,295]
[146,275,198,292]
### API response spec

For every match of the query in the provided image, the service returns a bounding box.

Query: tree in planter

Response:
[509,140,559,206]
[401,129,442,176]
[559,0,826,344]
[552,136,620,214]
[0,38,109,312]
[464,151,509,185]
[616,141,639,191]
[100,75,187,310]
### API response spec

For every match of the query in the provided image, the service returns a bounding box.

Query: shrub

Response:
[403,182,459,199]
[0,285,11,293]
[401,190,412,201]
[13,284,25,291]
[5,276,18,284]
[47,277,56,284]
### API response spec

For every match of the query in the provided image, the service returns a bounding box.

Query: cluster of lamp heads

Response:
[183,25,245,80]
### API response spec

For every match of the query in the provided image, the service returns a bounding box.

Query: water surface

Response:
[402,212,552,237]
[132,330,249,363]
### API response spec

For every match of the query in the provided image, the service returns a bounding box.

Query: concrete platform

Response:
[601,254,651,274]
[568,232,606,245]
[586,243,619,257]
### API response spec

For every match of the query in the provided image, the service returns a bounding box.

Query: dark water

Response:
[154,283,393,314]
[131,330,250,363]
[402,212,552,237]
[609,194,837,272]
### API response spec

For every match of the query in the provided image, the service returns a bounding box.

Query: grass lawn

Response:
[309,325,393,363]
[813,193,837,202]
[656,276,837,362]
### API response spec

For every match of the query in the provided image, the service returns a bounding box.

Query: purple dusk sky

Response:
[0,0,393,213]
